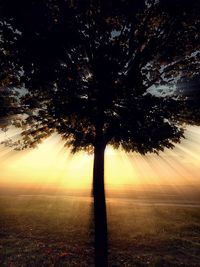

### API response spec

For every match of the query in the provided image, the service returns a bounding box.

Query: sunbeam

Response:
[0,126,200,195]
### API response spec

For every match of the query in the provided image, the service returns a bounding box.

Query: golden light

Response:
[0,126,200,193]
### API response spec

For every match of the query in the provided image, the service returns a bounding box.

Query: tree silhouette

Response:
[0,0,200,266]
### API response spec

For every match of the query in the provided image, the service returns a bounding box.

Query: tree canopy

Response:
[0,0,200,153]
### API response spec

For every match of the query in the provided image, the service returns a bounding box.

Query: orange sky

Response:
[0,125,200,191]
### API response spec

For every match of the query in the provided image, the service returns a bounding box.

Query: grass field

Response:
[0,191,200,266]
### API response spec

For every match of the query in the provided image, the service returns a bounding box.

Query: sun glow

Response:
[0,126,200,193]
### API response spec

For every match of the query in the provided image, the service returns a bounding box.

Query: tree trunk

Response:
[93,143,108,267]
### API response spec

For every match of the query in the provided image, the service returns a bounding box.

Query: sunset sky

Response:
[0,125,200,192]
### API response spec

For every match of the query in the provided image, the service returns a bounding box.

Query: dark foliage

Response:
[1,1,200,266]
[0,0,200,151]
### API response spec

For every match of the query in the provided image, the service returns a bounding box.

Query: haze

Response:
[0,125,200,194]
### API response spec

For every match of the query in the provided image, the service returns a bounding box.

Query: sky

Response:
[0,125,200,193]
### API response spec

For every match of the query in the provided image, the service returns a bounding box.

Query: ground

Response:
[0,189,200,266]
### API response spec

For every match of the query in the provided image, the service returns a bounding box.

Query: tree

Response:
[0,0,200,266]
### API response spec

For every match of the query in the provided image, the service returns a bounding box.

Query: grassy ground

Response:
[0,194,200,266]
[107,199,200,266]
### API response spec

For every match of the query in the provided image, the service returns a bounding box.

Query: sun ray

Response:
[0,126,200,194]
